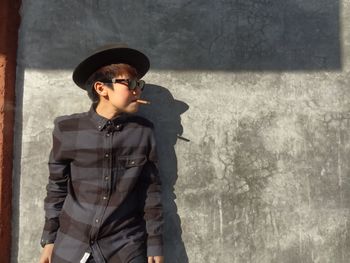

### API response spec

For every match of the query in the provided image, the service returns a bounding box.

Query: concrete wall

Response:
[12,0,350,262]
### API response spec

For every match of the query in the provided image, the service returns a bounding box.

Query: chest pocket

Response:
[116,154,147,192]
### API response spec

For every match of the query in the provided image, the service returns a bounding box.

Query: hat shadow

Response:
[137,84,189,263]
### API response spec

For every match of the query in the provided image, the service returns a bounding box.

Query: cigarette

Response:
[136,99,151,104]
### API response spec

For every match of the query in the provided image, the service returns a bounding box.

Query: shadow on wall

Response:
[21,0,341,71]
[138,84,190,263]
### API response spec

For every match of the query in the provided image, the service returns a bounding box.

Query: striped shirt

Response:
[40,103,163,263]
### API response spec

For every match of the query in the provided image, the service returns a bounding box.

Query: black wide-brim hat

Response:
[72,44,150,89]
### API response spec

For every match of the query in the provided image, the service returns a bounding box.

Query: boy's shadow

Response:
[138,84,189,263]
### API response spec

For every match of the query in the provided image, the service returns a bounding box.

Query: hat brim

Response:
[72,47,150,89]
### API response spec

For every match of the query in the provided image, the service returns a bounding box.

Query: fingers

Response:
[149,256,164,263]
[39,244,54,263]
[38,254,48,263]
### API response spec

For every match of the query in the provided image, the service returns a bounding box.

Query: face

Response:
[96,73,143,114]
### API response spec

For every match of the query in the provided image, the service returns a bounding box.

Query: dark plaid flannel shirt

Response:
[40,104,163,263]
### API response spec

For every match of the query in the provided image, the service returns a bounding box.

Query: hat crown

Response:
[92,43,129,54]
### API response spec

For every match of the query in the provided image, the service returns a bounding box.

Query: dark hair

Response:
[85,63,138,103]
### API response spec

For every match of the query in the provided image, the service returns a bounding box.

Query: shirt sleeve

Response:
[143,128,164,256]
[40,117,70,247]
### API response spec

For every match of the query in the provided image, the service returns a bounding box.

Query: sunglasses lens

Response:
[129,80,145,91]
[126,79,135,90]
[139,80,145,91]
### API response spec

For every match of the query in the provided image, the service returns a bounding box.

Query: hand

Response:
[148,256,164,263]
[39,244,54,263]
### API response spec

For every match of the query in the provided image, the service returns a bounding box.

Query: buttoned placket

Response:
[102,121,113,205]
[89,120,116,261]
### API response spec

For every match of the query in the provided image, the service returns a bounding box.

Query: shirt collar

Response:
[88,103,130,131]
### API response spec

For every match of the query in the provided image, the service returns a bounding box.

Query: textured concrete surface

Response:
[12,0,350,262]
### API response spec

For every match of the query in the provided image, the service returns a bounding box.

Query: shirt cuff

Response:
[40,230,57,248]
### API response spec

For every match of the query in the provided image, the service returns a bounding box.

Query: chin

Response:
[129,109,138,114]
[126,107,139,114]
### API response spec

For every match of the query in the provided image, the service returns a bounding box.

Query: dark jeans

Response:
[86,254,147,263]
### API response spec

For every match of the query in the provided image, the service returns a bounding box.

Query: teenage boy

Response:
[39,45,164,263]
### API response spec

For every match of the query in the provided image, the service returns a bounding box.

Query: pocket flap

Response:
[118,154,147,168]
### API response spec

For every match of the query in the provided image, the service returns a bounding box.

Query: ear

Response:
[94,81,109,97]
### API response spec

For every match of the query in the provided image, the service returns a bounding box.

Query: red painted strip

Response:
[0,0,21,262]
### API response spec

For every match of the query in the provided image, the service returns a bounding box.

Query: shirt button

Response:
[131,161,135,164]
[107,120,112,125]
[103,196,107,200]
[104,176,109,180]
[106,133,110,137]
[105,153,109,158]
[90,240,94,245]
[95,219,99,223]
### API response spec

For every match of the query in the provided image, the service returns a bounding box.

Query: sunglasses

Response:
[102,78,145,91]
